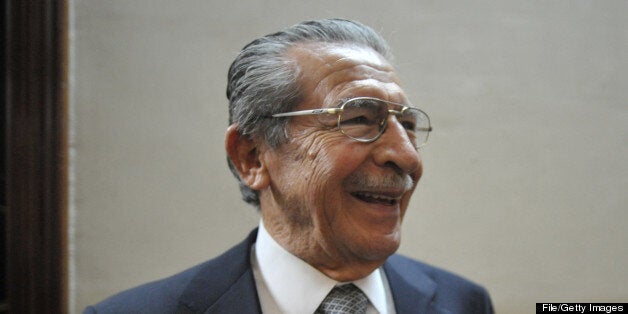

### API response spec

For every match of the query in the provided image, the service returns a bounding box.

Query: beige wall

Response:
[71,1,628,313]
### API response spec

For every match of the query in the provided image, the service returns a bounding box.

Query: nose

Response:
[372,116,422,176]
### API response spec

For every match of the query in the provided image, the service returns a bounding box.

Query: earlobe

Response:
[225,125,270,190]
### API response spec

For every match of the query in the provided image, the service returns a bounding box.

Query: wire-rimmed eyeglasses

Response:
[272,97,432,148]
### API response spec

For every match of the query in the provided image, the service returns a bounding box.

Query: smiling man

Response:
[86,19,493,314]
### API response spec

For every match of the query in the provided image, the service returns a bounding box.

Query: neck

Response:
[260,209,385,282]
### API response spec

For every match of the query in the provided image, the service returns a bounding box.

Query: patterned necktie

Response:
[315,283,368,314]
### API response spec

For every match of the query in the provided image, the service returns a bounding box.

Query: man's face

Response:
[259,43,422,277]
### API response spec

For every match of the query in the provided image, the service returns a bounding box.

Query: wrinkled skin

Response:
[226,42,423,282]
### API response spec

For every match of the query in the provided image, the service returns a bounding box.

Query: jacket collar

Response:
[384,255,446,314]
[176,229,261,314]
[175,229,441,314]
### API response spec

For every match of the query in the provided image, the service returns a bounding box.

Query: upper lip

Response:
[350,189,406,201]
[344,172,414,202]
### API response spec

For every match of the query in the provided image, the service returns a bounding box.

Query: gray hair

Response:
[226,18,393,207]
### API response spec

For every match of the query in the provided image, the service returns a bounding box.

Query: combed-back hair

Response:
[226,18,393,207]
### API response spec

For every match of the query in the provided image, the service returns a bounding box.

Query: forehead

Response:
[286,42,405,106]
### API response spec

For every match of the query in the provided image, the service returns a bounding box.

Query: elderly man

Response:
[86,19,493,314]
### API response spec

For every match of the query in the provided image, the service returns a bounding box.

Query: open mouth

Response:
[351,192,399,206]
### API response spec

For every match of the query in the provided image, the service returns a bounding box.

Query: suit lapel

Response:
[176,230,262,314]
[174,230,450,313]
[201,268,260,314]
[384,255,449,314]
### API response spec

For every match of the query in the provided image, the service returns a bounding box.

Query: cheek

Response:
[287,134,360,197]
[290,130,343,170]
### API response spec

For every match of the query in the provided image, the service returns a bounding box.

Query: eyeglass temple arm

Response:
[272,108,341,118]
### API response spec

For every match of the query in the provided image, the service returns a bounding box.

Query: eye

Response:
[341,99,384,126]
[399,109,423,132]
[401,120,416,131]
[399,114,418,131]
[343,114,378,125]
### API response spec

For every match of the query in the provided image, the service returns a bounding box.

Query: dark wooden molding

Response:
[5,1,69,313]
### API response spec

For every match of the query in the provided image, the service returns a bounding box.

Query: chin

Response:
[354,231,402,261]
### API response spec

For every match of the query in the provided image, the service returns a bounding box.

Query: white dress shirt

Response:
[251,221,396,314]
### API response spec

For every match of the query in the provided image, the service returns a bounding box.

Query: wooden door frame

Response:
[5,1,69,312]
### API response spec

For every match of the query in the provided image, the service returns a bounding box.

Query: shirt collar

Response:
[255,221,389,314]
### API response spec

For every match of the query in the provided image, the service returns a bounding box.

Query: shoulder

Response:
[385,254,494,313]
[82,260,209,314]
[84,230,257,314]
[387,254,486,291]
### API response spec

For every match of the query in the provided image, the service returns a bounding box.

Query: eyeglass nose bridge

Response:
[382,110,414,140]
[379,106,428,148]
[388,108,404,115]
[333,99,431,148]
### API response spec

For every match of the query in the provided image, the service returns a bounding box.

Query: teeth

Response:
[354,192,399,203]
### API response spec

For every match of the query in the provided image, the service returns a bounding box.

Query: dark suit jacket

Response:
[85,229,493,313]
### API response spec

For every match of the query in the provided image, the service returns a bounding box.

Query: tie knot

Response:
[316,284,368,314]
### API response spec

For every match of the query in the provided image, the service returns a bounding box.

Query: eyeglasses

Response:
[272,97,432,148]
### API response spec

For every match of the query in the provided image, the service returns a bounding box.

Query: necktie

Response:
[315,283,368,314]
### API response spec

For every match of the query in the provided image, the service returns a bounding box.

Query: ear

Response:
[225,125,270,190]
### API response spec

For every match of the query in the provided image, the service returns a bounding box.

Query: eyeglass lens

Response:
[339,98,429,147]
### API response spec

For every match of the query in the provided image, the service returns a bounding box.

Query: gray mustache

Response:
[345,172,414,192]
